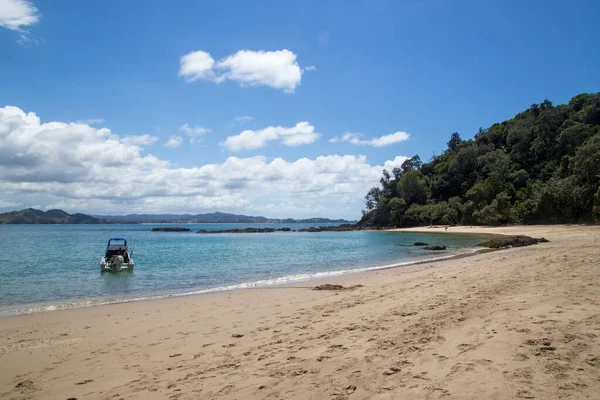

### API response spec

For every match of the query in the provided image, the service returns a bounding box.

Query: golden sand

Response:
[1,225,599,399]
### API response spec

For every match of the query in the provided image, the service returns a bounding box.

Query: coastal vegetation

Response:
[360,92,600,227]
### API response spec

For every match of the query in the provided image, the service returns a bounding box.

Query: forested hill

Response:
[360,92,600,227]
[0,208,105,224]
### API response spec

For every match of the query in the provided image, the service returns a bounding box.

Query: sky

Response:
[0,0,599,219]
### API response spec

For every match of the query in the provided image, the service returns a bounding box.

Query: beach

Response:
[1,225,599,399]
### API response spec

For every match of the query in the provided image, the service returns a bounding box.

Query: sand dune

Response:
[1,225,599,399]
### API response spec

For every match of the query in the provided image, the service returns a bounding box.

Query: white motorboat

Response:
[100,238,134,272]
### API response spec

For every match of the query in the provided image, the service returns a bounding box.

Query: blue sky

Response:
[0,0,599,219]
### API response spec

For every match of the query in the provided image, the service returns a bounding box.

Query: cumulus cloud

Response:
[0,106,165,174]
[179,49,307,93]
[221,122,319,152]
[164,136,182,148]
[178,50,216,81]
[0,0,39,32]
[329,131,410,147]
[0,106,409,218]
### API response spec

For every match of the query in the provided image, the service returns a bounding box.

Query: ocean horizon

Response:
[0,223,491,317]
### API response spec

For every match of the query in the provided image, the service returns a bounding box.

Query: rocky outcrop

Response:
[297,224,370,232]
[152,227,191,232]
[413,242,429,246]
[197,227,291,234]
[477,236,550,249]
[196,224,375,234]
[423,245,447,250]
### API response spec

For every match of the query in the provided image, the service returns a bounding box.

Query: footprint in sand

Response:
[585,354,600,367]
[457,343,477,353]
[15,379,37,392]
[516,389,535,399]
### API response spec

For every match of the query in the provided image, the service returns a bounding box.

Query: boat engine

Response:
[112,255,124,272]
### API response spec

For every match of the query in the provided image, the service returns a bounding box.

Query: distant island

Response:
[0,208,109,224]
[0,208,353,224]
[93,212,353,224]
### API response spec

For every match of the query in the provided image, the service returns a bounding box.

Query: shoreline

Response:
[2,225,598,399]
[0,243,487,319]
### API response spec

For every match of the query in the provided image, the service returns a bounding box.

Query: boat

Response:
[100,238,134,272]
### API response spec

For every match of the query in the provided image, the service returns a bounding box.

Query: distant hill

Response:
[0,208,107,224]
[0,208,353,224]
[94,212,353,224]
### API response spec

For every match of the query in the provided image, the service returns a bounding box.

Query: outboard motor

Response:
[112,255,124,272]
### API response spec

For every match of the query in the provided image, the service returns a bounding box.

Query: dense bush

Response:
[360,93,600,227]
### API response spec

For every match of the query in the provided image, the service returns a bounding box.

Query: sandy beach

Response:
[1,225,599,400]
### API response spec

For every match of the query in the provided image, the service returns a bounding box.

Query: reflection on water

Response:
[101,270,134,293]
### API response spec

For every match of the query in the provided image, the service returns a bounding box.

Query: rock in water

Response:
[152,227,191,232]
[423,245,446,250]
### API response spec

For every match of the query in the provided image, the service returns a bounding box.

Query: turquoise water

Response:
[0,224,490,316]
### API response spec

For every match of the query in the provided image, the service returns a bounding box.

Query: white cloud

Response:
[0,0,39,32]
[303,65,316,71]
[180,123,209,136]
[221,122,319,152]
[164,136,182,148]
[0,106,166,185]
[179,49,307,93]
[384,156,410,171]
[0,106,410,219]
[329,132,353,144]
[329,131,410,147]
[180,123,209,143]
[178,50,216,81]
[122,134,159,146]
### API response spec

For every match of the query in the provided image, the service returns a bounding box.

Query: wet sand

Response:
[1,225,599,399]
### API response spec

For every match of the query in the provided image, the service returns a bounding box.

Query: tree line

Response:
[359,92,600,227]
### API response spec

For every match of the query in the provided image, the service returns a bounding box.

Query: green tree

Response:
[364,187,381,210]
[398,171,428,206]
[447,132,461,151]
[388,197,407,226]
[570,135,600,184]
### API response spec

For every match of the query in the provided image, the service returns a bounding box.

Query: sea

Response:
[0,223,491,317]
